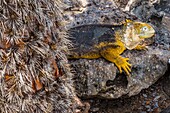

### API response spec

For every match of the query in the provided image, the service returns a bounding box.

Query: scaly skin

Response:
[68,20,155,76]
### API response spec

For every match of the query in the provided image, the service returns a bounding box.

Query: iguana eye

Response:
[142,26,148,31]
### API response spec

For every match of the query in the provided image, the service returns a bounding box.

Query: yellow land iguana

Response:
[68,20,155,76]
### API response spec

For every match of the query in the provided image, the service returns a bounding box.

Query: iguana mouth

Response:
[139,32,155,39]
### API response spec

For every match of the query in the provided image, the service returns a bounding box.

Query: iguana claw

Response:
[115,57,131,76]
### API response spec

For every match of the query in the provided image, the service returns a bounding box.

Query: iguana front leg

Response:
[134,44,148,50]
[100,45,131,75]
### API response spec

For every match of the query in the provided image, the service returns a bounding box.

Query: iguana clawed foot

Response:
[114,56,131,76]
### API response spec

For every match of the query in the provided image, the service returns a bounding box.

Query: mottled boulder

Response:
[66,0,170,99]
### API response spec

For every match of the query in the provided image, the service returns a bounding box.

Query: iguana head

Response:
[124,19,155,39]
[132,22,155,39]
[121,20,155,50]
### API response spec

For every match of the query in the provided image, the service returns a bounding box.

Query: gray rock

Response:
[162,14,170,31]
[70,47,169,98]
[161,106,170,113]
[67,0,170,99]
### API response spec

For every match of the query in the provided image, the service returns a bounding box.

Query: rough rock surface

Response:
[85,70,170,113]
[65,0,170,99]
